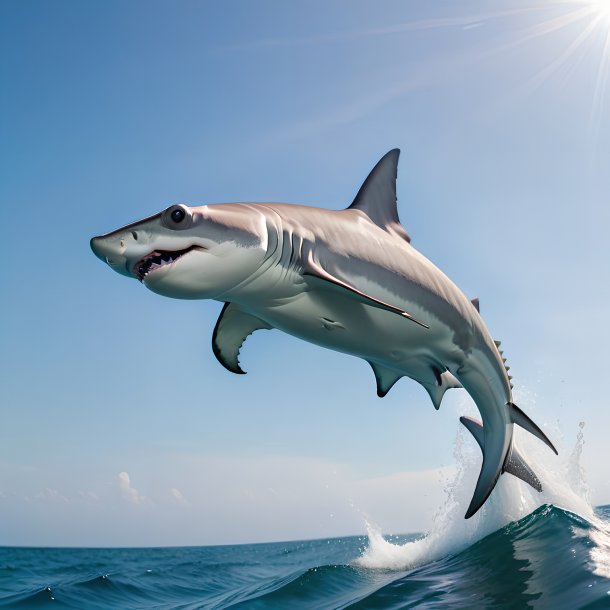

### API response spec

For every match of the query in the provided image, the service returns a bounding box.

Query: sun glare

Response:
[513,0,610,132]
[588,0,610,21]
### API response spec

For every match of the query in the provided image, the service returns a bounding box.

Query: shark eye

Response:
[171,208,185,223]
[162,204,192,230]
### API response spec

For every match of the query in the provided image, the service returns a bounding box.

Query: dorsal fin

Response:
[347,149,410,242]
[471,297,480,312]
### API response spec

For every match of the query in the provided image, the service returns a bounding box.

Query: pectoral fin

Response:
[212,303,272,374]
[303,258,429,329]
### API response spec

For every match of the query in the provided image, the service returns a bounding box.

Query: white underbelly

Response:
[254,290,461,373]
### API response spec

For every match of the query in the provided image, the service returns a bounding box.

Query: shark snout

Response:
[90,235,132,278]
[90,235,123,263]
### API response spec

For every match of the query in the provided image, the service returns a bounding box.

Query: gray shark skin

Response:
[91,149,557,518]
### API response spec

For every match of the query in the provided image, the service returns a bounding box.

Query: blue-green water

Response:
[1,504,609,609]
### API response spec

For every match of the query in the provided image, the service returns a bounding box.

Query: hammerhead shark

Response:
[91,149,557,518]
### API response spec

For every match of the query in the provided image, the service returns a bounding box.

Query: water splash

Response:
[357,412,594,570]
[567,421,589,503]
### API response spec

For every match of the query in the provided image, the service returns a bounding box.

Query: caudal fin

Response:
[460,416,505,518]
[507,402,558,455]
[460,403,555,518]
[503,443,542,492]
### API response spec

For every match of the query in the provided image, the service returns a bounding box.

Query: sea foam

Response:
[356,395,596,570]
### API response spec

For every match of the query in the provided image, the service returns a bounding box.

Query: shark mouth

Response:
[134,245,202,281]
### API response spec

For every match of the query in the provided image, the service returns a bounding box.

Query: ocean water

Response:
[2,427,609,609]
[0,505,609,609]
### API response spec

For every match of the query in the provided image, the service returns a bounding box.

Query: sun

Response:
[588,0,610,21]
[520,0,610,131]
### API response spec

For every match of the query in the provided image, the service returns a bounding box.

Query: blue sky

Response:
[1,0,609,546]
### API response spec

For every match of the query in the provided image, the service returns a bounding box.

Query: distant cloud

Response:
[117,472,145,505]
[221,9,537,51]
[34,487,68,502]
[78,490,100,502]
[152,453,452,539]
[170,487,189,506]
[463,22,484,30]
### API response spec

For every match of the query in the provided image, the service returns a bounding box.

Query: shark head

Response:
[90,203,268,300]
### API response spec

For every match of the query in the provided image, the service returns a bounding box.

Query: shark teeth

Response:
[134,246,200,281]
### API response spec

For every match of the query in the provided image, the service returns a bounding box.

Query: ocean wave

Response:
[1,505,608,609]
[226,505,609,609]
[1,423,608,608]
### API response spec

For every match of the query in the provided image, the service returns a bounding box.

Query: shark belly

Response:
[250,287,462,384]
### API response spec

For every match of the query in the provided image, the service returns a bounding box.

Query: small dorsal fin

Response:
[471,297,480,312]
[368,362,403,397]
[347,149,410,242]
[492,338,514,388]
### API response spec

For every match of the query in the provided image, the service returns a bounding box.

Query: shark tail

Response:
[460,403,557,519]
[507,402,558,455]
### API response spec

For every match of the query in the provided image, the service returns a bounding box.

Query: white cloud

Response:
[34,487,69,502]
[117,472,145,505]
[78,490,100,502]
[145,453,450,542]
[170,487,189,506]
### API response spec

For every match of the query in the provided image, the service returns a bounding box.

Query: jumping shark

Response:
[90,149,557,518]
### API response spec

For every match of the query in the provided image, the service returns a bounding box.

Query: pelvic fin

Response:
[368,362,403,397]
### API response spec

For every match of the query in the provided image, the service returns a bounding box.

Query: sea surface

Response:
[0,504,609,609]
[2,426,609,609]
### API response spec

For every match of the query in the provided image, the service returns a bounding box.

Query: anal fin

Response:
[424,369,462,410]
